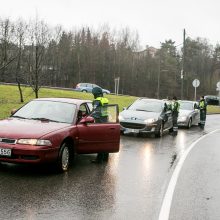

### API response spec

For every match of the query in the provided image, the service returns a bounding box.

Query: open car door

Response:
[76,104,120,154]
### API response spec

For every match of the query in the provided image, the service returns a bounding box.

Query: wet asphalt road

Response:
[169,129,220,220]
[0,115,220,220]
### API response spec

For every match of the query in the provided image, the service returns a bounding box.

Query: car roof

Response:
[33,98,92,106]
[138,98,165,103]
[179,100,196,103]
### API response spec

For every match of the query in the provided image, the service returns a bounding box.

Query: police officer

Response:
[198,96,207,129]
[91,87,109,163]
[171,96,180,136]
[92,87,109,123]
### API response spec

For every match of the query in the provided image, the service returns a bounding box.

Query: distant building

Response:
[135,46,158,58]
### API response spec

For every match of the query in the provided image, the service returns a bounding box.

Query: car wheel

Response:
[82,90,87,93]
[103,153,109,161]
[56,142,70,172]
[155,123,163,138]
[187,118,192,129]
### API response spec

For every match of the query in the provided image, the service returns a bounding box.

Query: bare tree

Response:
[27,18,50,98]
[0,18,15,81]
[13,19,28,102]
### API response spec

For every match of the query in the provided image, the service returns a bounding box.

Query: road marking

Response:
[158,129,220,220]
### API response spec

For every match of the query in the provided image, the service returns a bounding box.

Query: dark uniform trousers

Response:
[200,109,206,128]
[172,112,179,135]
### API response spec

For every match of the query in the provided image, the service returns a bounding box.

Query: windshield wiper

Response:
[135,109,152,112]
[11,115,27,119]
[30,117,60,123]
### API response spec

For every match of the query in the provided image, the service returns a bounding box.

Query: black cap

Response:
[92,87,103,96]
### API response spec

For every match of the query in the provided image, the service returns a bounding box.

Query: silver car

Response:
[119,98,173,137]
[74,83,110,94]
[178,100,200,128]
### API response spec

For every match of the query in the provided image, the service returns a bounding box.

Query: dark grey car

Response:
[119,98,173,137]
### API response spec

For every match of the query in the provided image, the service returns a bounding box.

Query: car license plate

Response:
[126,128,139,133]
[0,148,12,157]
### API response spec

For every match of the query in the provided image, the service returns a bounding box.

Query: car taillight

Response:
[76,84,79,88]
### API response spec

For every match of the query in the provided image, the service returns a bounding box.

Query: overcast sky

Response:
[0,0,219,48]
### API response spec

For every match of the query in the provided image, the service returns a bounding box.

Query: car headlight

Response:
[144,118,157,124]
[118,115,124,121]
[17,139,52,146]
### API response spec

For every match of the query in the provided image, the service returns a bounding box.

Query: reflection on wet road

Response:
[0,115,219,220]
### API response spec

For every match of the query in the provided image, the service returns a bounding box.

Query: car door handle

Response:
[109,128,115,130]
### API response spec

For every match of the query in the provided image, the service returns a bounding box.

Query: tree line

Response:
[0,17,220,102]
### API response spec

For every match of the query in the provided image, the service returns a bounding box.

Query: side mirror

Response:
[11,109,17,115]
[80,116,95,124]
[123,107,127,110]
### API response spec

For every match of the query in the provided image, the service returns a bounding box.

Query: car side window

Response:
[87,102,93,112]
[194,103,198,109]
[77,104,89,122]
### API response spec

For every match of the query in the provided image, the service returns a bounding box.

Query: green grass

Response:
[1,84,220,119]
[207,105,220,114]
[0,85,137,119]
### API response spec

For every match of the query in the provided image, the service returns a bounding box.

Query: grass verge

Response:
[1,84,220,119]
[207,105,220,114]
[0,85,137,119]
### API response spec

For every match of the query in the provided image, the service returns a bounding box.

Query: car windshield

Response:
[180,102,193,110]
[12,100,76,124]
[128,100,163,113]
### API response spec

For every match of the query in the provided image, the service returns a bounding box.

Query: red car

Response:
[0,98,120,172]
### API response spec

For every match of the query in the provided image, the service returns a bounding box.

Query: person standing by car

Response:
[91,87,109,163]
[171,96,180,136]
[198,96,207,129]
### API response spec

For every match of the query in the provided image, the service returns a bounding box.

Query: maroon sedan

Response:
[0,98,120,172]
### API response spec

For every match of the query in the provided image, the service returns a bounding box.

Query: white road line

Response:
[158,129,220,220]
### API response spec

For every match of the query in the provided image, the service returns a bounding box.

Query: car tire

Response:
[82,90,87,93]
[155,123,163,138]
[103,153,109,161]
[187,118,192,129]
[56,142,71,172]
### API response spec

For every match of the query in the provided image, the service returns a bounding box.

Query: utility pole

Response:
[157,51,161,99]
[181,29,186,100]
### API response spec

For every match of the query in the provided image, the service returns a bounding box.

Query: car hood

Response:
[0,118,71,139]
[120,109,160,121]
[179,109,192,117]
